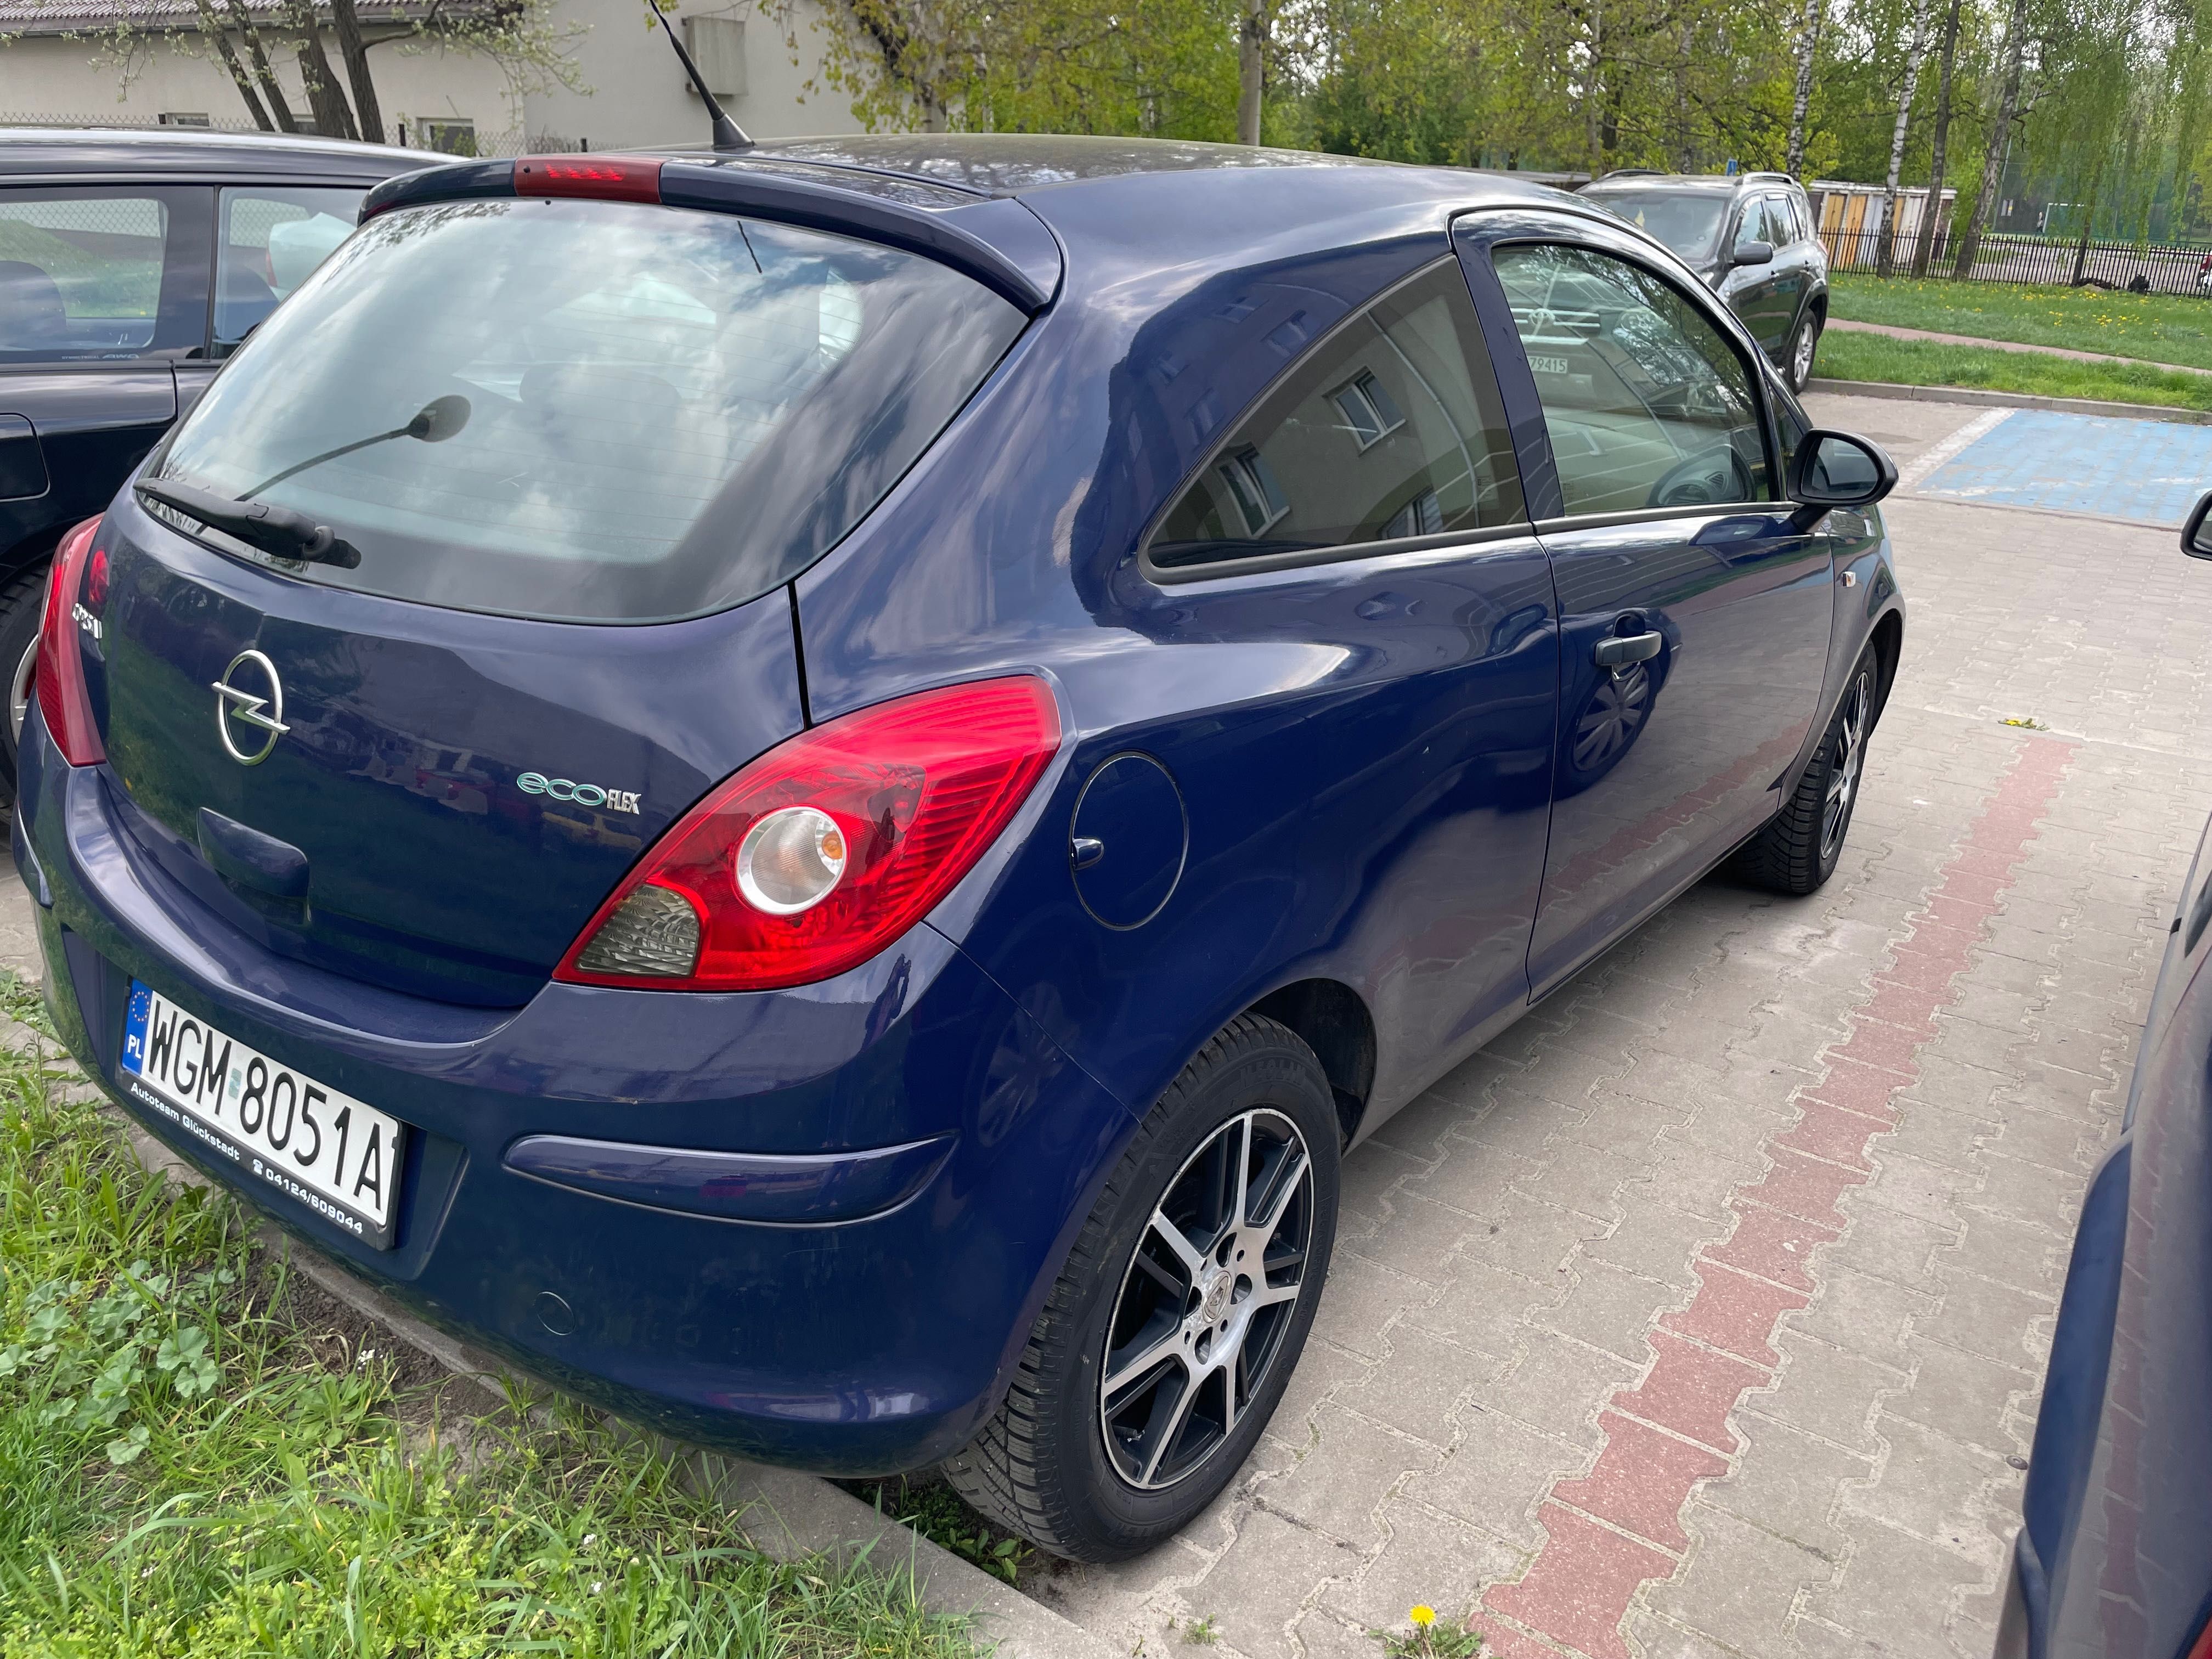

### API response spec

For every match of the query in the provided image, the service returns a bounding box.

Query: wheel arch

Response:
[1868,605,1904,715]
[1245,977,1376,1147]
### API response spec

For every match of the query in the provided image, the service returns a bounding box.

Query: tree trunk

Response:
[1949,0,2029,281]
[283,0,359,140]
[1236,0,1265,146]
[227,0,298,132]
[197,0,273,129]
[1912,0,1963,275]
[1586,0,1605,176]
[1785,0,1822,177]
[2069,165,2102,284]
[1876,0,1934,275]
[328,0,382,144]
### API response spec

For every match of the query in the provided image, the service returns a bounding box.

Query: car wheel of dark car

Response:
[0,560,47,796]
[1789,311,1821,393]
[943,1014,1340,1561]
[1734,646,1878,894]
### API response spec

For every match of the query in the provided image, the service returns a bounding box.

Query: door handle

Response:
[1593,631,1662,669]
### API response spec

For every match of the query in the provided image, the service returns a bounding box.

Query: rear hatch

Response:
[84,188,1026,1006]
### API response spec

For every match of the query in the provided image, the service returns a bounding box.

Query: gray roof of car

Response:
[0,126,432,178]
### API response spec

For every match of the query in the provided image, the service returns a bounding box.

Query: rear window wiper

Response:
[133,396,472,571]
[136,478,362,569]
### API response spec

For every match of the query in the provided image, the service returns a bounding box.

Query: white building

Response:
[0,0,864,155]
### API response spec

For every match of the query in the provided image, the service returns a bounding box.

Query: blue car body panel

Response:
[2001,810,2212,1659]
[15,136,1904,1474]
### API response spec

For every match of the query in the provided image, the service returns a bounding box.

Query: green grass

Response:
[842,1477,1033,1587]
[1812,328,2212,413]
[0,1035,979,1658]
[1829,273,2212,371]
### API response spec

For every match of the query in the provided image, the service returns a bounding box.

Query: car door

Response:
[0,184,212,565]
[1453,212,1832,995]
[1718,196,1790,355]
[1129,255,1561,1088]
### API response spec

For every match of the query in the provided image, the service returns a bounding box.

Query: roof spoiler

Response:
[359,155,1061,314]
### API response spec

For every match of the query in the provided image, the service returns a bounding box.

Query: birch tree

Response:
[1910,0,1964,274]
[1785,0,1822,174]
[1875,0,1934,273]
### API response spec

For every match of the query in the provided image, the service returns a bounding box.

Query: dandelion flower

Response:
[1411,1605,1437,1628]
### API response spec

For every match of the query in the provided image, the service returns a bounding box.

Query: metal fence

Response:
[1819,222,2212,294]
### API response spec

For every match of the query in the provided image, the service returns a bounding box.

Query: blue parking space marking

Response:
[1916,409,2212,526]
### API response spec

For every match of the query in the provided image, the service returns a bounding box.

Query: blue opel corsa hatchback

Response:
[15,134,1905,1559]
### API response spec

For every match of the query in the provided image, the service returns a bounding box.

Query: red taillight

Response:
[555,677,1062,992]
[34,515,104,767]
[513,155,662,205]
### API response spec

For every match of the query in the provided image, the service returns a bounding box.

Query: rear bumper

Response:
[15,712,1137,1474]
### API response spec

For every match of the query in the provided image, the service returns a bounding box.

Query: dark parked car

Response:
[1995,498,2212,1659]
[16,135,1905,1560]
[1579,170,1830,393]
[0,127,429,793]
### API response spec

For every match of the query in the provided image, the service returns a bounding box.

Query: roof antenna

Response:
[652,5,753,153]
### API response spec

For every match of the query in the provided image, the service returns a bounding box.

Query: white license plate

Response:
[120,982,405,1248]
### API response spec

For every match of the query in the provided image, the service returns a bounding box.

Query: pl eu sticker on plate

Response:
[120,981,404,1248]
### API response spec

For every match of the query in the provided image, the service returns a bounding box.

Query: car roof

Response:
[0,126,432,180]
[741,133,1572,207]
[1582,170,1799,196]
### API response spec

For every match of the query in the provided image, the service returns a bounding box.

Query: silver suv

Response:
[1578,170,1829,393]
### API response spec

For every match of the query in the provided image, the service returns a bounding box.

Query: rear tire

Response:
[1734,646,1878,895]
[0,561,48,799]
[1788,311,1822,392]
[942,1014,1340,1562]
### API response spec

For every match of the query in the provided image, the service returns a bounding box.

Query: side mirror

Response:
[1790,429,1898,527]
[1733,239,1775,267]
[2183,489,2212,560]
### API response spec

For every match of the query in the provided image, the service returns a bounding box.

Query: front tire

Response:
[943,1015,1340,1562]
[1734,646,1878,895]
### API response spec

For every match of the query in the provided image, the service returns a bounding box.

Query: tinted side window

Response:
[216,185,367,350]
[1733,199,1778,256]
[1149,261,1524,571]
[0,187,202,360]
[1493,242,1772,517]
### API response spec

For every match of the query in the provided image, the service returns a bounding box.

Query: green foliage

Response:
[1813,326,2212,409]
[846,1476,1032,1585]
[1831,274,2212,369]
[1374,1607,1486,1657]
[0,1042,978,1658]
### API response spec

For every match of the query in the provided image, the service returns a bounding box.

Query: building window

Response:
[1382,488,1443,540]
[1330,369,1405,450]
[157,112,211,127]
[1217,446,1289,537]
[419,119,478,156]
[683,15,748,98]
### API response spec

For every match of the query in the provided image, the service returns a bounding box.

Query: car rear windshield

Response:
[1588,192,1728,264]
[152,197,1026,623]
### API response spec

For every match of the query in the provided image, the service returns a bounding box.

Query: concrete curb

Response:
[1805,375,2212,425]
[4,1029,1110,1659]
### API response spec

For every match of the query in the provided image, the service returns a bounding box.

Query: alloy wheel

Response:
[1793,320,1818,388]
[1099,1107,1315,1491]
[1821,671,1870,860]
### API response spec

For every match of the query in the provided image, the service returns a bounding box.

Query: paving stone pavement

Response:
[4,396,2198,1659]
[1032,394,2212,1659]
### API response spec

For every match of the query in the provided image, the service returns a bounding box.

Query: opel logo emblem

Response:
[211,648,289,766]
